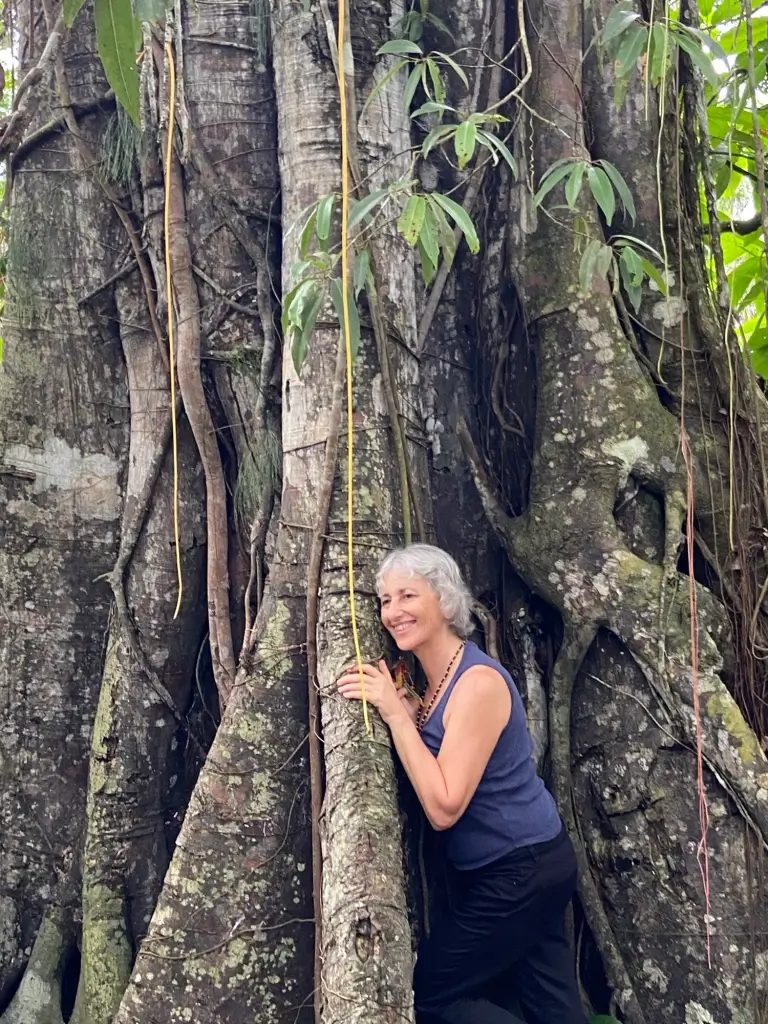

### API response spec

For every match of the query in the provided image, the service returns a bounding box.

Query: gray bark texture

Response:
[0,8,127,1015]
[1,0,768,1022]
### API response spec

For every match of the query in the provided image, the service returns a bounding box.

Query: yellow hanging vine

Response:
[337,0,370,733]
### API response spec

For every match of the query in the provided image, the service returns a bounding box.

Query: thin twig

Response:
[192,264,261,319]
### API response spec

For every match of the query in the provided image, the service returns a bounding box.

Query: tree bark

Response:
[271,0,423,1016]
[0,8,127,1010]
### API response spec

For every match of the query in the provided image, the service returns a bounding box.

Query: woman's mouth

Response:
[392,621,416,635]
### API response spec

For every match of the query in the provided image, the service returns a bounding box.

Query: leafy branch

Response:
[533,156,666,309]
[284,180,482,373]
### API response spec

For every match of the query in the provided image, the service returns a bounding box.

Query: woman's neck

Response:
[415,630,466,690]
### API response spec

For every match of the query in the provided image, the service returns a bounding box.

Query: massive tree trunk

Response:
[2,0,768,1021]
[0,9,128,1018]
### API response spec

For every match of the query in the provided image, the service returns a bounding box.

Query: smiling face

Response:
[379,570,448,652]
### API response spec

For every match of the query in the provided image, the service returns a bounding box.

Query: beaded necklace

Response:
[416,641,466,732]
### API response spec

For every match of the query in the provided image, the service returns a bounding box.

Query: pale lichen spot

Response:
[685,1001,720,1024]
[576,309,600,333]
[371,373,387,418]
[602,435,649,471]
[5,436,121,520]
[571,487,587,502]
[642,959,669,993]
[652,295,686,328]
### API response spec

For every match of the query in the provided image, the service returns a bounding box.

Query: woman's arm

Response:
[337,662,510,830]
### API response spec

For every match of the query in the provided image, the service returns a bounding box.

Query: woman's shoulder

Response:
[450,647,513,710]
[462,642,516,687]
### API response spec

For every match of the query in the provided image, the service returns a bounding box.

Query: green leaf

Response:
[306,252,333,272]
[680,23,728,63]
[454,119,477,169]
[579,238,602,294]
[601,0,641,44]
[620,243,644,286]
[299,208,318,256]
[597,160,636,223]
[282,278,315,334]
[377,39,424,56]
[411,101,455,118]
[614,22,648,80]
[564,161,587,209]
[436,51,469,89]
[94,0,141,127]
[610,234,663,261]
[348,189,389,229]
[404,12,424,41]
[750,344,768,380]
[361,59,407,117]
[730,254,765,307]
[477,131,518,177]
[533,161,577,207]
[0,335,4,364]
[330,278,362,360]
[398,194,427,246]
[426,58,446,104]
[425,12,454,40]
[714,162,732,197]
[619,244,644,309]
[417,237,437,284]
[674,29,720,90]
[422,123,457,158]
[353,248,370,298]
[596,242,613,280]
[649,22,671,87]
[587,165,616,225]
[284,277,317,374]
[63,0,88,28]
[403,63,423,113]
[292,285,324,375]
[427,195,457,268]
[640,257,668,295]
[419,203,440,269]
[316,193,335,244]
[430,192,480,253]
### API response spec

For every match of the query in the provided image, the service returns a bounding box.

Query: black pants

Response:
[414,826,588,1024]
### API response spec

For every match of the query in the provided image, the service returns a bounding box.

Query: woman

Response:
[337,543,588,1024]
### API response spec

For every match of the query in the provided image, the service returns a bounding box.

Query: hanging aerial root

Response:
[154,37,236,703]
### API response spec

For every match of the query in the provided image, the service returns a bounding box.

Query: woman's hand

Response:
[336,659,417,726]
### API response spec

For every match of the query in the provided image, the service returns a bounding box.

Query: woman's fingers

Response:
[337,671,375,688]
[378,659,394,682]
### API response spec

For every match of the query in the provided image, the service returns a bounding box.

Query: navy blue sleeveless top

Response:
[420,641,562,870]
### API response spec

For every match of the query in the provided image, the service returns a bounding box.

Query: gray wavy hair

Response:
[376,543,474,638]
